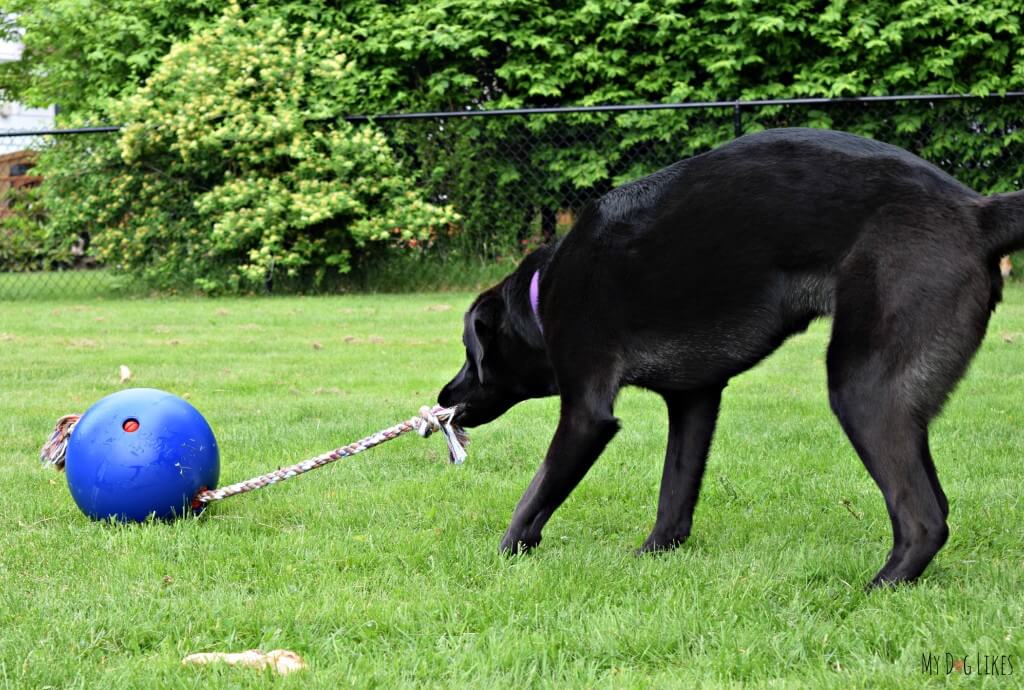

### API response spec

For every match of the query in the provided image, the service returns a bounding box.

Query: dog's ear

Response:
[465,293,503,384]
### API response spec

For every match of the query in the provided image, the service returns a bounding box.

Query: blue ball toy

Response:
[63,388,220,522]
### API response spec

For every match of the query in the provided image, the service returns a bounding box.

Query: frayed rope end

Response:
[440,422,470,465]
[40,414,81,471]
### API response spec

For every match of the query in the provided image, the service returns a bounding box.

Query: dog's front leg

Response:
[640,386,724,552]
[500,396,620,554]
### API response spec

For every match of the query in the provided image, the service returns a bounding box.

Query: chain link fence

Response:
[3,94,1023,299]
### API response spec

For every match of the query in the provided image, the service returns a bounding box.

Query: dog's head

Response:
[438,261,557,427]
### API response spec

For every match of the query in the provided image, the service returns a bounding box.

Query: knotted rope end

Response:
[417,405,469,465]
[40,414,81,471]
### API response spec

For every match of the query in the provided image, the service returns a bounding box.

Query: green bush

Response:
[33,4,458,292]
[0,183,78,272]
[329,0,1024,252]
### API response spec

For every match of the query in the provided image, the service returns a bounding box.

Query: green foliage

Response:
[334,0,1024,251]
[8,1,1021,122]
[0,0,225,116]
[0,180,80,268]
[5,1,1024,275]
[32,5,457,292]
[337,0,1024,110]
[1,189,37,271]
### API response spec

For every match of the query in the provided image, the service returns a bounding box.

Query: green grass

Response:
[2,289,1023,688]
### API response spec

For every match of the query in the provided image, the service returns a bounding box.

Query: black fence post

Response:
[733,101,743,138]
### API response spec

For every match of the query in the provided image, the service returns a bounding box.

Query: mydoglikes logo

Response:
[921,652,1015,676]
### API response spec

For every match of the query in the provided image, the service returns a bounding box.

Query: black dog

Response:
[439,128,1024,587]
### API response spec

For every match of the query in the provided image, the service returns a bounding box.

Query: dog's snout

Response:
[438,384,456,408]
[438,366,468,408]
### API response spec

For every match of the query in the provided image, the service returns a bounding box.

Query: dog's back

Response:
[582,128,979,270]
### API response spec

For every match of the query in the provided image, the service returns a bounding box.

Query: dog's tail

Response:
[980,190,1024,256]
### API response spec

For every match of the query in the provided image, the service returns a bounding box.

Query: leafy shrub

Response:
[0,181,80,272]
[36,3,457,292]
[332,0,1024,251]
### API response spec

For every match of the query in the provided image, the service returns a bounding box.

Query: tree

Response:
[0,0,228,119]
[30,4,457,291]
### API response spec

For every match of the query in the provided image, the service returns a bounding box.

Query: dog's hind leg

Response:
[921,433,949,519]
[826,241,991,587]
[639,386,724,552]
[500,379,621,555]
[828,381,948,587]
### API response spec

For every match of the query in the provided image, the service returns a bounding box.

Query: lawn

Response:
[1,288,1023,688]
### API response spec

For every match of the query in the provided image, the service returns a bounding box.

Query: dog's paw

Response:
[865,571,918,591]
[637,531,688,555]
[499,530,541,556]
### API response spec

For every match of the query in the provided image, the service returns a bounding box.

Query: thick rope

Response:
[40,405,467,508]
[192,405,466,506]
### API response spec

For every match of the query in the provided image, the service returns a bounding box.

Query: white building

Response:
[1,38,55,153]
